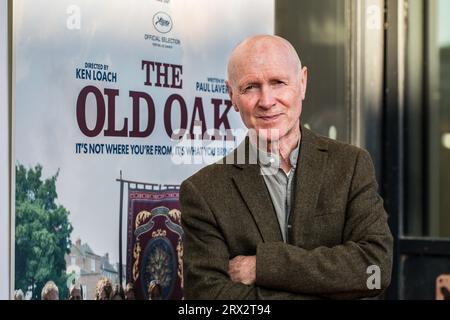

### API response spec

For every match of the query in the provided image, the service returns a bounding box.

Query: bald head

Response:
[227,35,302,86]
[225,35,308,146]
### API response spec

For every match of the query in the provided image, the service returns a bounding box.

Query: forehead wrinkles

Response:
[237,65,290,87]
[228,38,300,85]
[235,55,298,87]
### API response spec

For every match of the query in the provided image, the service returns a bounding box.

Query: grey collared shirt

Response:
[249,139,300,242]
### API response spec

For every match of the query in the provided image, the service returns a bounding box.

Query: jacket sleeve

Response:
[255,149,394,299]
[180,179,257,299]
[180,179,336,300]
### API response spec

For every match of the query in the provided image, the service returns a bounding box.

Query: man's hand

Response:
[228,255,256,285]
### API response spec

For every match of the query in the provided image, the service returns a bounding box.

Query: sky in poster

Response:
[14,0,274,266]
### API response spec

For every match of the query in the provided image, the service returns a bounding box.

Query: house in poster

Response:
[65,238,124,300]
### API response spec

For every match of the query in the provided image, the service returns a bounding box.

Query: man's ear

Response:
[300,67,308,100]
[226,80,239,112]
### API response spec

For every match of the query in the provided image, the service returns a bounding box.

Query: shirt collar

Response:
[288,138,301,168]
[249,136,301,169]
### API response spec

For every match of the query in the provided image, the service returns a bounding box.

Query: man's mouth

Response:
[258,114,281,121]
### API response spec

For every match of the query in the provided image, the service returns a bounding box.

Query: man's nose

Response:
[258,86,276,109]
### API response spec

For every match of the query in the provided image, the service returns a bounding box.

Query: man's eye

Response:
[241,85,257,93]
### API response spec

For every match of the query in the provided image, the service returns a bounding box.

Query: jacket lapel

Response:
[231,138,283,243]
[229,127,329,244]
[289,127,328,245]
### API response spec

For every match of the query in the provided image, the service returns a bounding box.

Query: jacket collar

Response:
[229,125,329,243]
[229,125,328,169]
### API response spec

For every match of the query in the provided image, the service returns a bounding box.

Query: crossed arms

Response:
[180,150,393,299]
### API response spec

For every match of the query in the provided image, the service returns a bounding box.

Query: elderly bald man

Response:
[180,35,393,300]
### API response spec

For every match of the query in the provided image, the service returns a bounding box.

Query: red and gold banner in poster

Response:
[126,187,183,300]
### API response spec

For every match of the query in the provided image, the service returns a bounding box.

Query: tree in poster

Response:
[15,164,73,300]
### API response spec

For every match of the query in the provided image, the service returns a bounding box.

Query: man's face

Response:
[227,40,307,142]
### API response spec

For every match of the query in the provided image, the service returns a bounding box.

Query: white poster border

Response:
[0,0,11,300]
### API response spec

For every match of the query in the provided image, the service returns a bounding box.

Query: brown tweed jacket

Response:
[180,126,393,300]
